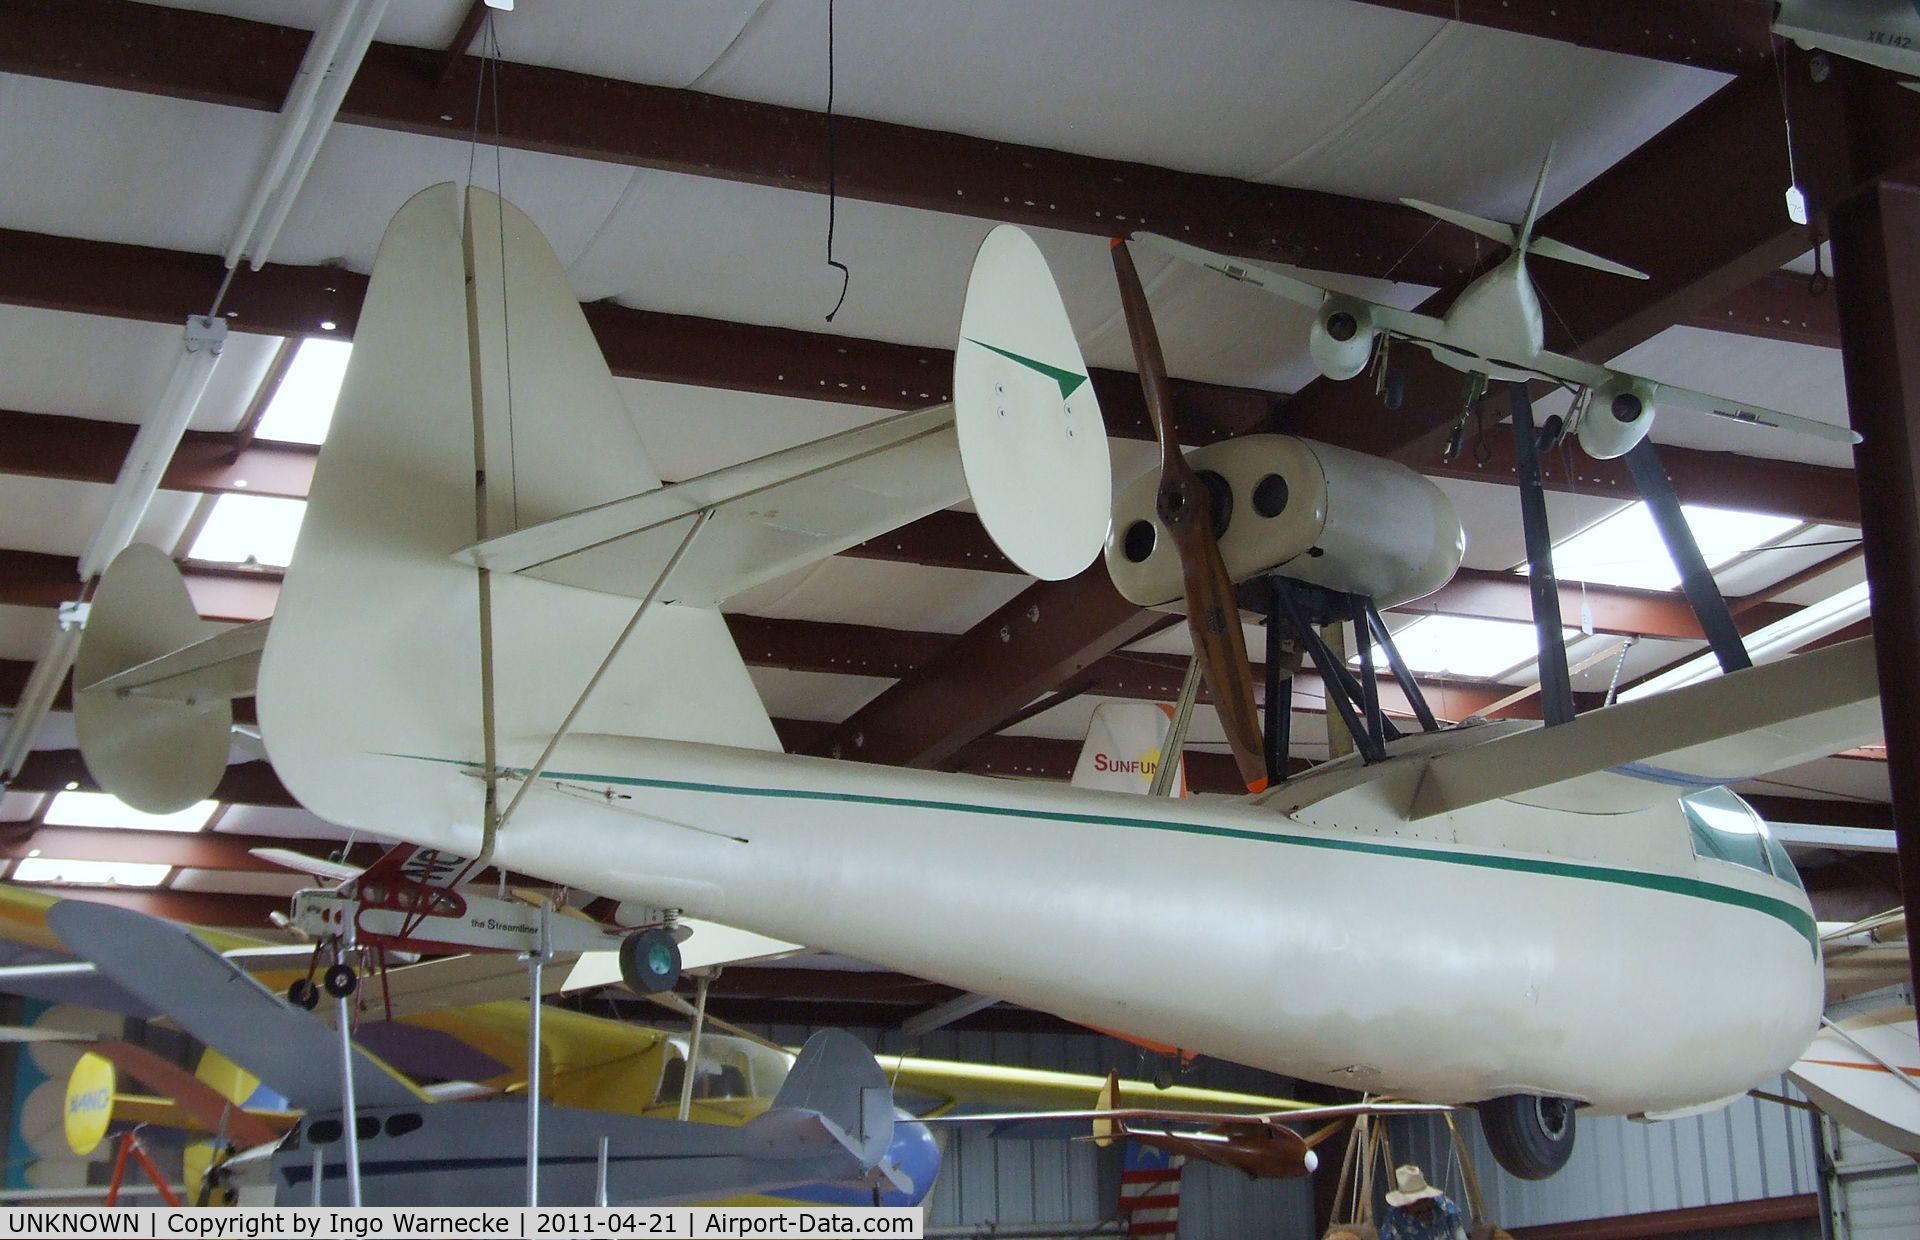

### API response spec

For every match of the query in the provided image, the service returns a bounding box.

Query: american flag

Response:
[1119,1140,1185,1237]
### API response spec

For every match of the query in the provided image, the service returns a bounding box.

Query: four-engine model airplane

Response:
[45,900,913,1207]
[70,182,1886,1184]
[1131,150,1863,460]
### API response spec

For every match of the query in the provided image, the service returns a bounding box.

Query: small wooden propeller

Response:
[1110,240,1268,793]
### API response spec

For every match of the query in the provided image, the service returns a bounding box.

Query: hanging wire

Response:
[822,0,851,321]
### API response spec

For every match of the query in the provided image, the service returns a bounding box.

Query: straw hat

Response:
[1385,1165,1445,1207]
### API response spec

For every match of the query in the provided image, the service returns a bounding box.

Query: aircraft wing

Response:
[1636,377,1861,445]
[877,1057,1313,1120]
[922,1100,1450,1129]
[452,402,965,607]
[1408,636,1880,820]
[1128,232,1452,342]
[46,900,425,1111]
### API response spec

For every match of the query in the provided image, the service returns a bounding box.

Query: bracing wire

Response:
[822,0,850,320]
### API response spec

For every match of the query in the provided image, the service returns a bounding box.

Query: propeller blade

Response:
[1109,240,1269,794]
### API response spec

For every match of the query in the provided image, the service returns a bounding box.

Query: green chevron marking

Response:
[965,338,1089,400]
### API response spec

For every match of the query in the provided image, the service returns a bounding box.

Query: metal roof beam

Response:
[1344,1,1773,74]
[0,0,1478,286]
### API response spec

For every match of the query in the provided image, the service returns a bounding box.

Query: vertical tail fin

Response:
[765,1028,895,1169]
[1515,144,1556,253]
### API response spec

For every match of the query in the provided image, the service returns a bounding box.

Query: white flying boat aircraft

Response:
[1132,151,1862,460]
[69,184,1884,1182]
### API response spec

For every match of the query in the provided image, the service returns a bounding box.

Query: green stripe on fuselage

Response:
[963,338,1089,400]
[397,754,1819,953]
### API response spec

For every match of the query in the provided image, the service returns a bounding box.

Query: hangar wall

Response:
[754,1024,1315,1237]
[1384,1079,1821,1231]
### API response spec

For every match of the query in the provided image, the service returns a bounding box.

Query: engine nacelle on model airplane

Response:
[1576,376,1658,460]
[1104,433,1463,612]
[1308,296,1377,381]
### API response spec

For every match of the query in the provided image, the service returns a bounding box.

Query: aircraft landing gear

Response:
[1477,1093,1576,1180]
[619,927,682,994]
[288,978,321,1010]
[323,964,359,999]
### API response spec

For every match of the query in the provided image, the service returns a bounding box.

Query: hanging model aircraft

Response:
[0,883,1333,1209]
[43,899,916,1207]
[67,182,1886,1182]
[1129,150,1863,461]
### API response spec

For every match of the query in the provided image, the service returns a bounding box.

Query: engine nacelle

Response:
[1308,297,1377,382]
[1576,377,1657,460]
[1104,434,1463,612]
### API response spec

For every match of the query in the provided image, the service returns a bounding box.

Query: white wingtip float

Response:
[1133,148,1863,461]
[77,184,1885,1183]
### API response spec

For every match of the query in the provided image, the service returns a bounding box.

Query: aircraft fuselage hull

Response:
[462,735,1820,1116]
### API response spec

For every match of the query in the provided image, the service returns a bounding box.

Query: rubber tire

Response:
[1383,369,1407,411]
[288,978,321,1011]
[322,964,358,999]
[619,928,682,994]
[1536,413,1566,453]
[1477,1094,1576,1180]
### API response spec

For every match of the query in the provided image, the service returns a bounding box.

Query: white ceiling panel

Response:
[0,305,279,431]
[1428,474,1632,573]
[0,791,44,823]
[1264,23,1725,214]
[143,0,471,49]
[0,476,199,560]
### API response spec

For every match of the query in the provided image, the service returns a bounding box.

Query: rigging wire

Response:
[822,0,851,321]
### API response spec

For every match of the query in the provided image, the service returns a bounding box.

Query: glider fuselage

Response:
[456,723,1820,1117]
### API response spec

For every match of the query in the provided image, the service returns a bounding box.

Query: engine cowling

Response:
[1577,377,1657,460]
[1104,434,1463,612]
[1308,297,1377,382]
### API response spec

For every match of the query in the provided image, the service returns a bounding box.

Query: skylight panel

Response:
[188,494,307,567]
[12,858,170,887]
[253,338,351,445]
[43,791,217,833]
[1359,615,1575,680]
[1547,502,1800,592]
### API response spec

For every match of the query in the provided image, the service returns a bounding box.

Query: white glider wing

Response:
[1409,636,1880,820]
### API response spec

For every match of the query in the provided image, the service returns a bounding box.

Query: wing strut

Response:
[1623,440,1753,674]
[1510,382,1577,726]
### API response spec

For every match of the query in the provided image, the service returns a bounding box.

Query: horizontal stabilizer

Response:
[81,618,269,702]
[1400,198,1648,279]
[454,403,963,607]
[1409,636,1880,820]
[47,901,422,1113]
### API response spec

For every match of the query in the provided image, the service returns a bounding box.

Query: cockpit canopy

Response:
[1682,786,1801,889]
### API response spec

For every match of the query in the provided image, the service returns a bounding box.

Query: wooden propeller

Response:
[1110,240,1269,793]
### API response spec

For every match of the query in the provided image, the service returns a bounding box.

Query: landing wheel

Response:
[1536,413,1566,453]
[288,978,320,1011]
[619,927,682,994]
[322,964,358,999]
[1477,1094,1576,1180]
[1382,368,1407,411]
